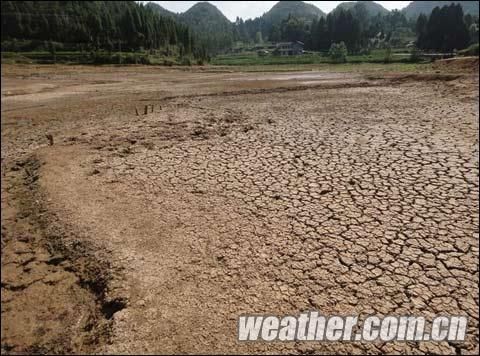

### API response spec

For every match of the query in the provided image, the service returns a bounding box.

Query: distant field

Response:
[1,52,433,74]
[1,51,194,65]
[213,62,434,73]
[211,49,412,66]
[2,48,417,67]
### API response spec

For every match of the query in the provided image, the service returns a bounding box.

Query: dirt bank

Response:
[432,56,479,73]
[1,155,122,354]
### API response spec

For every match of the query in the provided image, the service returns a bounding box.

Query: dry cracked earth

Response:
[1,63,479,354]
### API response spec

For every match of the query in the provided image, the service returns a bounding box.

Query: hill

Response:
[179,2,234,52]
[180,1,231,25]
[145,2,177,18]
[262,1,326,23]
[334,1,389,16]
[403,1,479,18]
[1,0,202,58]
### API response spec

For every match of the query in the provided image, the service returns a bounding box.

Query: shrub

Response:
[112,53,123,64]
[180,56,192,66]
[384,45,393,63]
[139,55,151,65]
[328,42,348,63]
[458,43,479,56]
[409,46,422,62]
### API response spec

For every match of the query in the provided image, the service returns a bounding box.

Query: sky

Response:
[149,1,412,21]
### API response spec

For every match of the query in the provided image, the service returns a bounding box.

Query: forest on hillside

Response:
[1,1,479,62]
[1,1,209,60]
[415,4,474,52]
[235,3,478,53]
[153,1,478,55]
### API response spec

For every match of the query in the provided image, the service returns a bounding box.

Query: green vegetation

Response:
[232,3,418,54]
[334,1,389,17]
[179,2,233,53]
[145,2,177,18]
[148,2,234,54]
[403,1,479,19]
[458,43,479,56]
[1,1,208,62]
[1,1,478,66]
[328,42,348,63]
[416,4,470,52]
[211,62,434,74]
[0,50,199,65]
[211,49,412,66]
[234,2,415,52]
[262,1,325,24]
[231,2,478,61]
[144,0,478,57]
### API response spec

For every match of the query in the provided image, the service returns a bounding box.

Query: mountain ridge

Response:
[402,1,480,18]
[147,1,330,23]
[147,1,480,21]
[333,1,389,16]
[262,1,326,23]
[145,2,177,18]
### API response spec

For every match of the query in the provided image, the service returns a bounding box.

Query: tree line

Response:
[1,1,208,59]
[2,1,478,58]
[308,7,413,52]
[231,4,415,53]
[233,3,478,54]
[415,3,477,52]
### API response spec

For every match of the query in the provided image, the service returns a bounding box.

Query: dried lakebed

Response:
[1,65,478,354]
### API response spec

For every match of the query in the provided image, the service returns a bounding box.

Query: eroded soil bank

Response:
[1,155,127,353]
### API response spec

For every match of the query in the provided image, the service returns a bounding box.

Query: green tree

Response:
[255,31,263,44]
[383,44,392,63]
[316,16,330,51]
[281,15,307,42]
[469,23,479,44]
[328,41,347,63]
[415,14,428,49]
[421,4,470,52]
[0,0,208,61]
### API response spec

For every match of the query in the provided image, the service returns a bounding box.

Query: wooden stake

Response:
[46,134,54,146]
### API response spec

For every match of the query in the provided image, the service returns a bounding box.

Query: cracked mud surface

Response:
[1,158,113,354]
[1,64,479,354]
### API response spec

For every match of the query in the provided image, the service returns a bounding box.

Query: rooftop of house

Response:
[276,41,305,47]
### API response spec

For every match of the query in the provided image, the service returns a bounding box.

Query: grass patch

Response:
[1,51,198,66]
[1,48,433,73]
[458,43,479,56]
[211,49,412,66]
[209,62,433,74]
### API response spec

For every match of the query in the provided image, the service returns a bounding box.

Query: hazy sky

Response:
[150,1,412,21]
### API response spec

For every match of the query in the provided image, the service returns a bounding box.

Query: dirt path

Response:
[1,64,479,354]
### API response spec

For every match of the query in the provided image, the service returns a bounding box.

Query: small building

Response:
[274,41,304,56]
[405,41,415,49]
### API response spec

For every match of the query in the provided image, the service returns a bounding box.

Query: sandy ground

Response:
[1,63,479,354]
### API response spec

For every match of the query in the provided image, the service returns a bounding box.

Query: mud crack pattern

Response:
[2,66,478,354]
[85,83,479,354]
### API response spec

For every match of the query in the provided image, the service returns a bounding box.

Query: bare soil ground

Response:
[1,63,479,354]
[432,56,479,73]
